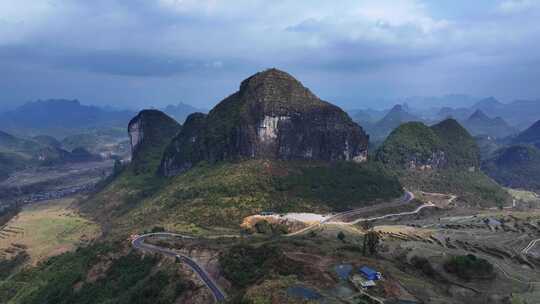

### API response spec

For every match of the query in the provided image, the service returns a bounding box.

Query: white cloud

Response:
[0,0,57,44]
[1,0,540,106]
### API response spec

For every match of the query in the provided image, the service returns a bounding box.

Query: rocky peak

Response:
[160,69,369,176]
[128,110,180,173]
[239,68,314,96]
[236,68,325,116]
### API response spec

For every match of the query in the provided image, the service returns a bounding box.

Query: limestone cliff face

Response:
[160,69,369,176]
[128,110,181,174]
[406,151,447,171]
[128,118,143,154]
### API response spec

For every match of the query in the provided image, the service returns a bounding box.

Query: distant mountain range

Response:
[0,99,136,138]
[350,96,539,142]
[0,99,204,138]
[161,102,207,123]
[462,110,516,138]
[361,105,424,141]
[399,94,479,109]
[0,130,100,181]
[435,97,540,130]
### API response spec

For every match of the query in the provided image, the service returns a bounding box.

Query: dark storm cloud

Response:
[1,0,540,109]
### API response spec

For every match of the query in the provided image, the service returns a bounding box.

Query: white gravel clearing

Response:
[277,213,330,223]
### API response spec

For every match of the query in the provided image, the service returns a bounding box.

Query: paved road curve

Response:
[132,233,227,302]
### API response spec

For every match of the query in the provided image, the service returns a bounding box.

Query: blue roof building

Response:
[359,266,381,281]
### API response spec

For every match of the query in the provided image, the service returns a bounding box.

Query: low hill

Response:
[431,119,480,169]
[0,131,47,180]
[0,130,37,152]
[33,135,62,149]
[82,159,403,234]
[375,122,444,170]
[376,119,508,207]
[376,119,479,170]
[512,120,540,148]
[482,145,540,191]
[0,152,27,181]
[462,110,515,138]
[60,128,130,158]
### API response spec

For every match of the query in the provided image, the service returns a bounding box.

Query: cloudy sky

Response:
[1,0,539,110]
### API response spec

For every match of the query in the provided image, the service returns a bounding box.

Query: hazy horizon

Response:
[2,1,540,110]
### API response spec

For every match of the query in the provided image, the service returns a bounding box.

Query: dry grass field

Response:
[0,197,100,265]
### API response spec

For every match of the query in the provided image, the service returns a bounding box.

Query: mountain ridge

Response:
[0,99,136,138]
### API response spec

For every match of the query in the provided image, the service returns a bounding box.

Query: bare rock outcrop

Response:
[128,110,181,174]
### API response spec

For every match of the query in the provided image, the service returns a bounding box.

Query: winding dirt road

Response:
[286,191,421,236]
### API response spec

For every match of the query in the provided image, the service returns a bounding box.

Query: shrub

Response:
[220,244,301,288]
[444,254,494,281]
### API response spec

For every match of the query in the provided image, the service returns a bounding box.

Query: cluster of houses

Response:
[350,266,382,289]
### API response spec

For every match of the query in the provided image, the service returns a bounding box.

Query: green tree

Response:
[363,230,379,256]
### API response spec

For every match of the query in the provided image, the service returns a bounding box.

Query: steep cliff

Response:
[128,110,181,175]
[161,69,368,176]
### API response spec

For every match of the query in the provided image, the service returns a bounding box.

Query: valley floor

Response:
[0,197,100,265]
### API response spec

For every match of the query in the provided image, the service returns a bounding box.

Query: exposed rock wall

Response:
[160,69,369,176]
[127,110,181,174]
[406,151,447,170]
[128,119,143,156]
